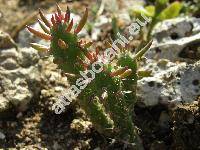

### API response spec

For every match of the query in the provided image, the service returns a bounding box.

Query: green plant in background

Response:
[27,4,152,149]
[111,16,120,39]
[181,0,200,17]
[130,0,183,40]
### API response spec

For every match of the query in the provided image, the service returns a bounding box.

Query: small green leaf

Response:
[145,5,155,17]
[156,0,169,6]
[157,2,183,21]
[155,0,169,14]
[129,6,153,17]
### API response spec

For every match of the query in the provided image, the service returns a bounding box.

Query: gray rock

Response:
[70,118,92,134]
[158,111,170,128]
[0,47,41,114]
[139,17,200,106]
[178,61,200,103]
[147,17,200,61]
[0,46,70,115]
[137,60,200,106]
[0,131,5,140]
[91,15,111,40]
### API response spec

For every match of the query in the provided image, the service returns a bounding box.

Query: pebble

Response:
[16,112,23,119]
[0,131,5,140]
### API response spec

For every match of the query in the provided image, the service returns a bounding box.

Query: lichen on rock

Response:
[138,60,200,106]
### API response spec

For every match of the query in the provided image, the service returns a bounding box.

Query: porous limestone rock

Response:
[91,15,111,41]
[137,59,200,106]
[70,118,92,134]
[0,47,71,114]
[147,17,200,61]
[0,47,41,114]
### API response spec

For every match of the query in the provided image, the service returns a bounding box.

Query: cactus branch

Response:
[27,5,152,148]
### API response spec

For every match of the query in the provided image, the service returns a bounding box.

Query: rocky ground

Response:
[0,0,200,149]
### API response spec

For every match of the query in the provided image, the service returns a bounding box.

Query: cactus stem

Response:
[39,9,52,27]
[74,8,88,34]
[27,5,152,146]
[26,25,52,40]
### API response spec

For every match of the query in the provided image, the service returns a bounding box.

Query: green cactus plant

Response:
[27,4,152,149]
